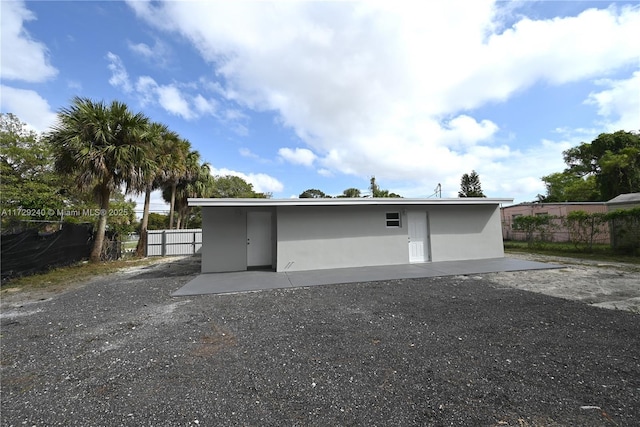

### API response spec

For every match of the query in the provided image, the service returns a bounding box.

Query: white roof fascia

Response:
[188,197,514,207]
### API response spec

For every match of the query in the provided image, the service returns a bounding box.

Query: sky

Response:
[1,0,639,215]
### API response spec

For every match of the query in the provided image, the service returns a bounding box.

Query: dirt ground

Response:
[489,252,640,313]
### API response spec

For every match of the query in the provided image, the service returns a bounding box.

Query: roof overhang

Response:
[606,193,640,205]
[188,197,514,207]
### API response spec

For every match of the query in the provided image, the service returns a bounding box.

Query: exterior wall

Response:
[429,204,504,261]
[200,202,506,273]
[201,207,247,273]
[607,203,640,211]
[501,203,608,242]
[276,205,408,271]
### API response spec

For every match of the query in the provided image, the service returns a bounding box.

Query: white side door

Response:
[408,211,430,263]
[247,211,272,267]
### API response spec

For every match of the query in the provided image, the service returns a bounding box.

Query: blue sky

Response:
[1,1,639,215]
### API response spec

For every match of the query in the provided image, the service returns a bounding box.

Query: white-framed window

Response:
[386,212,401,228]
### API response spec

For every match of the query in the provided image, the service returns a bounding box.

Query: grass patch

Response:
[122,240,139,251]
[1,257,159,293]
[504,241,640,265]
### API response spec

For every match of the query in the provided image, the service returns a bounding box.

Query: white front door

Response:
[247,211,272,267]
[408,211,430,263]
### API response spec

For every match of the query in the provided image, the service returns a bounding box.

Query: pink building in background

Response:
[501,202,609,242]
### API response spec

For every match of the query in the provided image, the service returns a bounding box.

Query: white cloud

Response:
[128,1,640,201]
[443,116,500,149]
[106,51,133,93]
[128,41,154,58]
[67,80,83,91]
[0,85,57,132]
[239,147,257,158]
[193,94,217,116]
[156,84,193,119]
[209,167,284,194]
[447,6,640,111]
[278,147,316,167]
[585,71,640,132]
[128,39,167,61]
[106,53,221,122]
[0,0,58,82]
[134,75,157,105]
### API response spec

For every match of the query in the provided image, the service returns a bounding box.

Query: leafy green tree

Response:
[1,113,68,221]
[458,170,486,197]
[299,189,330,198]
[563,130,640,201]
[147,213,170,230]
[48,97,152,262]
[211,175,266,198]
[599,146,640,199]
[337,188,361,198]
[105,194,138,236]
[538,172,600,202]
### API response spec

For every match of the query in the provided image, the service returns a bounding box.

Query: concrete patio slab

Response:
[172,257,561,296]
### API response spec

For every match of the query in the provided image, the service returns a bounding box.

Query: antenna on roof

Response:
[427,183,442,198]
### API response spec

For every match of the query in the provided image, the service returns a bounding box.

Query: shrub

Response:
[512,214,558,248]
[564,210,608,252]
[606,207,640,255]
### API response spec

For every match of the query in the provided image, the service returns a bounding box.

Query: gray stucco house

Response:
[188,197,513,273]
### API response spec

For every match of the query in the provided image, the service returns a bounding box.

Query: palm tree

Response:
[49,97,151,262]
[159,138,191,229]
[175,150,201,229]
[180,163,215,228]
[133,122,179,256]
[164,150,214,229]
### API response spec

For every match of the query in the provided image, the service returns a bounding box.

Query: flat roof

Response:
[189,197,514,207]
[502,202,606,208]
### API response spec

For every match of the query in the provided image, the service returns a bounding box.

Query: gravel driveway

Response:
[1,255,639,426]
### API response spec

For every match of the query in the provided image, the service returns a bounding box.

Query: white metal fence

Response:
[146,229,202,256]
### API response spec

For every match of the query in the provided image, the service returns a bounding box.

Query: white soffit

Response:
[188,197,514,207]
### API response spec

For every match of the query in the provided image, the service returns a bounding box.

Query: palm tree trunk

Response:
[181,208,190,229]
[90,186,110,263]
[169,182,177,230]
[135,187,151,257]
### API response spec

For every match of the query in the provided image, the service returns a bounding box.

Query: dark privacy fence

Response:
[1,222,94,283]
